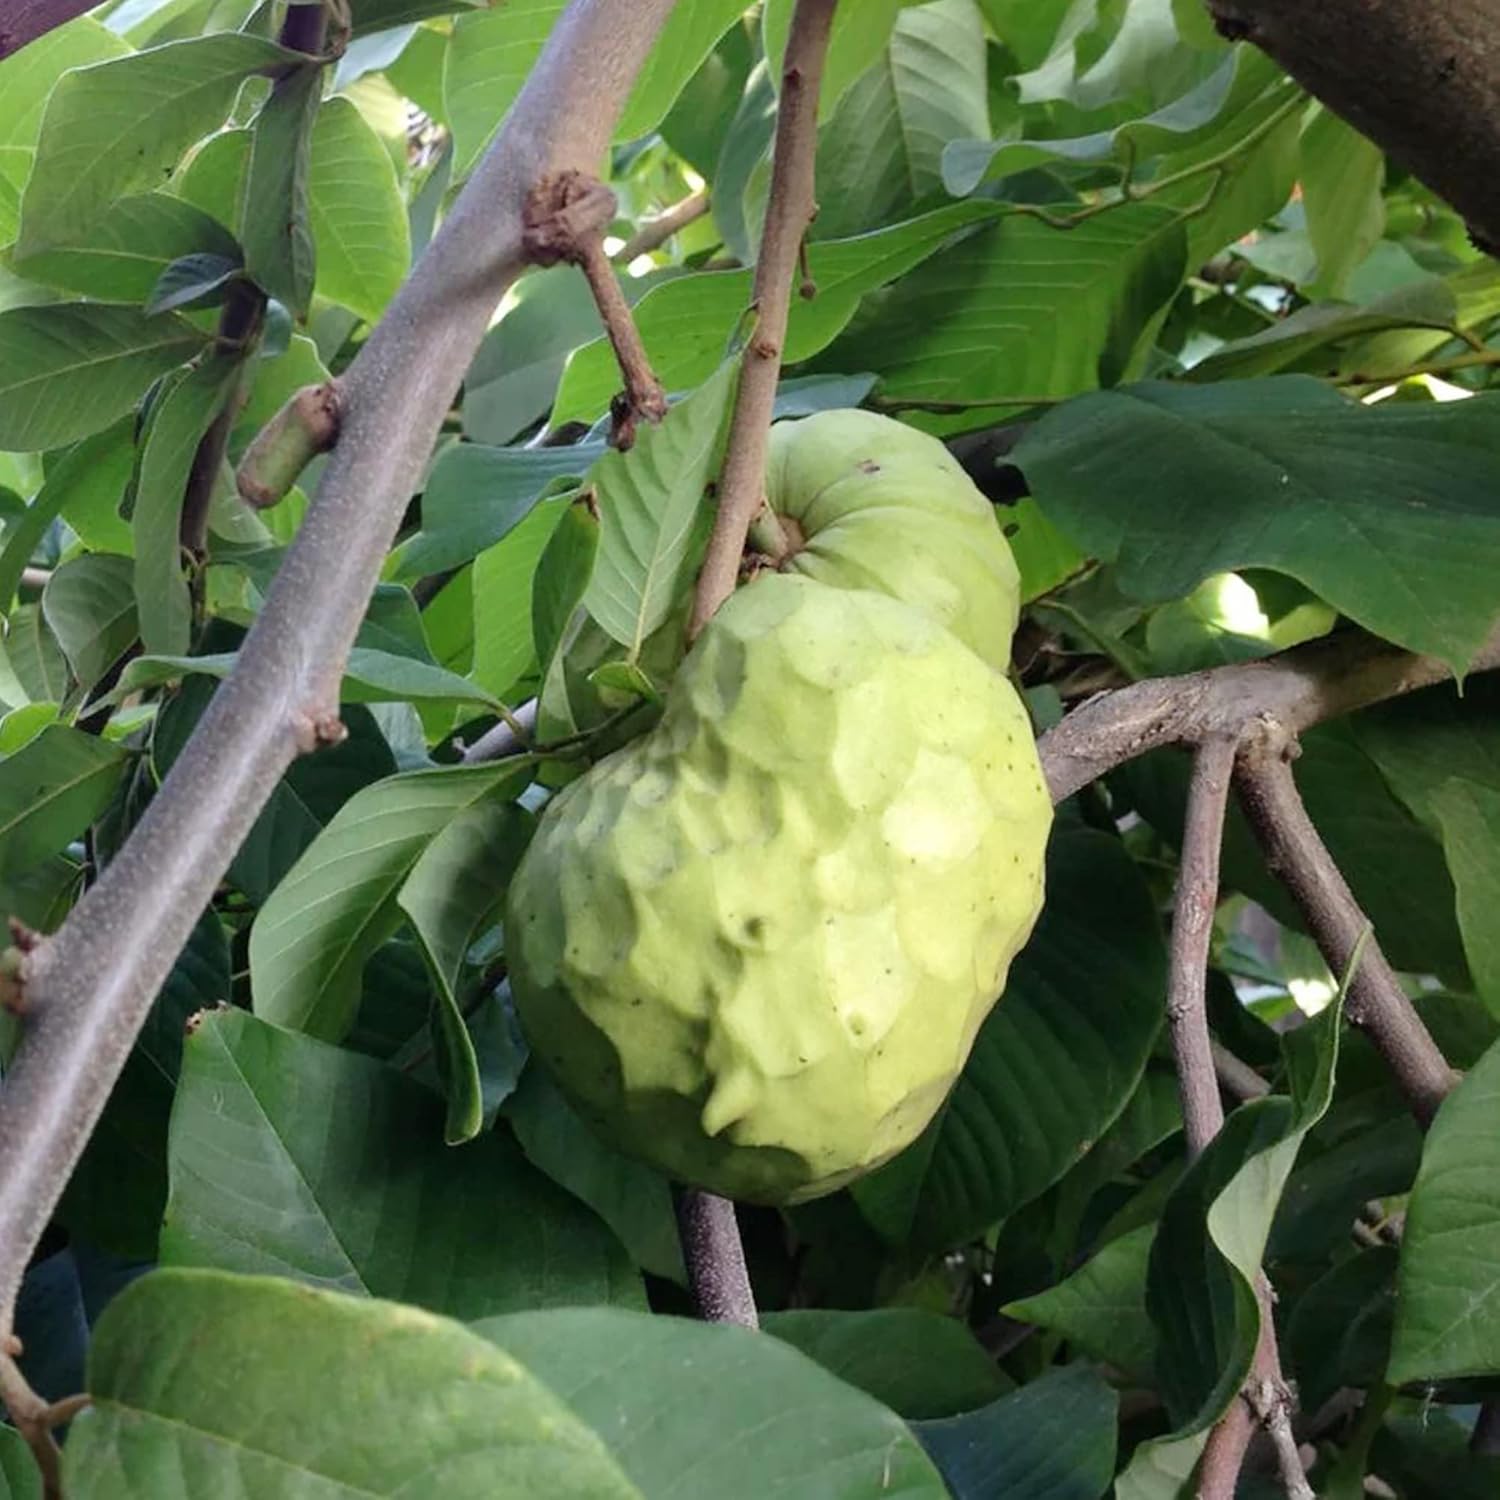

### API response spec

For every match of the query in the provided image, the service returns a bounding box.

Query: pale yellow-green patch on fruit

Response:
[764,409,1021,670]
[506,576,1052,1204]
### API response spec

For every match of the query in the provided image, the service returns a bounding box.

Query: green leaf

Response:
[761,1308,1010,1420]
[504,1066,684,1285]
[241,62,321,315]
[0,419,134,614]
[3,606,68,704]
[0,15,131,246]
[17,33,306,258]
[389,441,600,580]
[852,826,1167,1249]
[171,126,250,237]
[472,496,571,700]
[12,193,241,304]
[397,799,532,1143]
[1422,780,1500,1016]
[472,1306,949,1497]
[145,251,243,316]
[1017,379,1500,672]
[763,0,903,124]
[828,204,1188,408]
[109,645,501,710]
[613,0,748,145]
[162,1008,640,1317]
[531,494,599,679]
[1006,1223,1159,1383]
[1286,1246,1397,1412]
[1147,988,1346,1436]
[66,1268,641,1499]
[0,304,206,451]
[1300,105,1386,298]
[552,201,1007,425]
[0,1423,40,1500]
[1388,1033,1500,1382]
[42,554,137,695]
[912,1363,1118,1500]
[350,0,487,35]
[583,358,736,655]
[250,761,529,1040]
[0,724,126,878]
[58,907,229,1259]
[134,353,242,655]
[308,95,411,322]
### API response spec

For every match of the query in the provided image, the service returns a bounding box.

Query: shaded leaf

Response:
[41,553,137,694]
[162,1008,640,1318]
[0,725,126,879]
[241,63,321,315]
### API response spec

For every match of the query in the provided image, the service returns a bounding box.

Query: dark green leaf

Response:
[42,553,137,694]
[0,725,126,879]
[146,252,244,316]
[162,1008,642,1318]
[531,495,600,676]
[1286,1246,1397,1411]
[241,63,321,315]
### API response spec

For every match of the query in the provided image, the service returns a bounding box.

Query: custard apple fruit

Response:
[763,408,1021,670]
[506,574,1051,1203]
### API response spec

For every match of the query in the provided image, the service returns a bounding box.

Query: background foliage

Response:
[1,1,1498,1495]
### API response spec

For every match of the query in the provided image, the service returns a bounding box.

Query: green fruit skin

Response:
[506,576,1052,1204]
[765,409,1021,671]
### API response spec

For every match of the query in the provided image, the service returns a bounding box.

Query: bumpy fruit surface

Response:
[506,575,1051,1203]
[764,409,1021,670]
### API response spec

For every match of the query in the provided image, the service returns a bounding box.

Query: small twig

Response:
[675,1188,758,1329]
[1234,726,1458,1127]
[686,0,838,641]
[1212,1039,1271,1102]
[613,188,710,263]
[523,170,666,449]
[459,699,539,763]
[1248,1362,1317,1500]
[1337,345,1500,388]
[0,1340,83,1500]
[236,381,343,510]
[1169,739,1236,1155]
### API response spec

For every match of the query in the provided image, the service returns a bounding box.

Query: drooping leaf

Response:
[250,760,530,1040]
[1017,378,1500,672]
[613,0,748,145]
[1300,106,1386,298]
[17,33,306,258]
[145,251,244,316]
[912,1363,1118,1500]
[162,1008,640,1317]
[1388,1034,1500,1383]
[66,1268,641,1499]
[241,62,321,315]
[41,553,138,694]
[853,826,1167,1249]
[531,494,600,677]
[134,353,243,655]
[0,724,126,879]
[472,1306,950,1498]
[0,304,205,451]
[1285,1246,1398,1412]
[762,0,903,124]
[397,798,532,1143]
[583,357,736,655]
[471,496,571,701]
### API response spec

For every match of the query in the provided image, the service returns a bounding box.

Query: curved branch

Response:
[0,0,680,1339]
[614,188,710,263]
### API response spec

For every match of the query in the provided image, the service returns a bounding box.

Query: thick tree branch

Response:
[1235,728,1459,1126]
[687,0,838,639]
[674,1188,758,1329]
[0,0,679,1345]
[1205,1,1500,252]
[1040,621,1500,805]
[1168,739,1236,1155]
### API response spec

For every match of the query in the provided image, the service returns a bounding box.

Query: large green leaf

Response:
[552,201,1007,424]
[1300,106,1385,298]
[852,825,1167,1249]
[397,799,532,1144]
[0,724,126,878]
[241,62,321,315]
[17,33,305,258]
[0,304,205,451]
[1017,379,1500,671]
[308,95,411,322]
[162,1008,639,1317]
[761,1308,1009,1420]
[583,357,736,654]
[66,1268,640,1499]
[250,761,530,1040]
[0,16,131,246]
[822,202,1188,406]
[11,193,240,304]
[1388,1034,1500,1382]
[912,1364,1118,1500]
[613,0,748,145]
[762,0,903,125]
[806,0,991,240]
[472,1306,949,1498]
